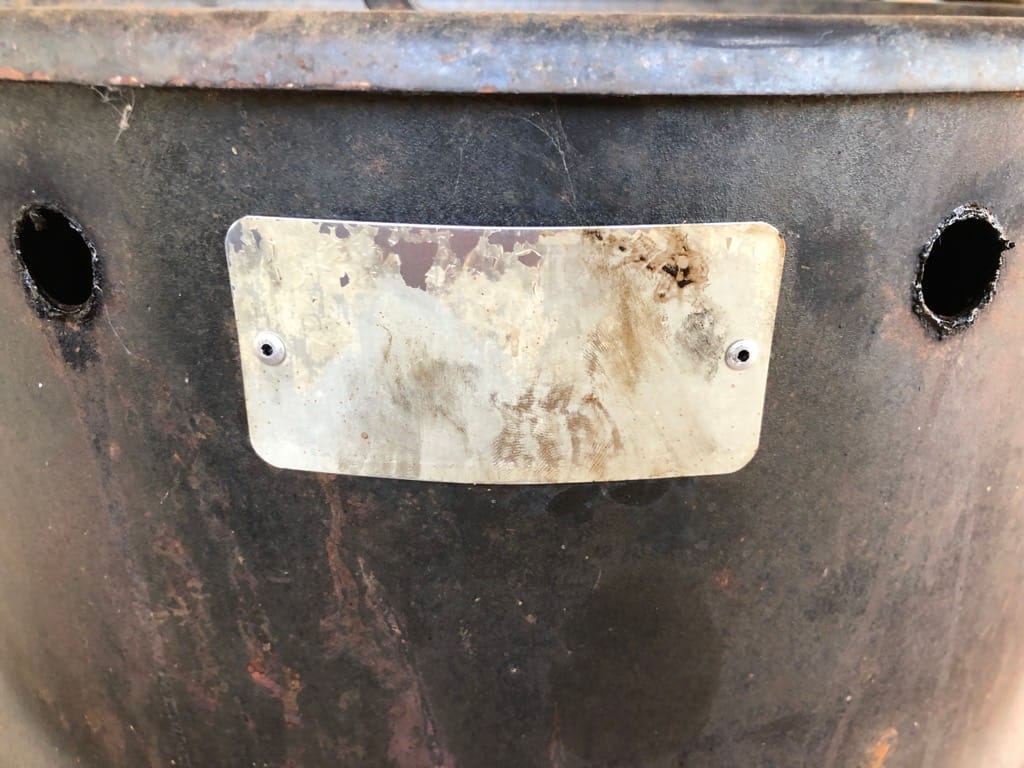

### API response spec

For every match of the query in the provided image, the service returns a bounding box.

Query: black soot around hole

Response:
[916,206,1011,335]
[13,206,96,314]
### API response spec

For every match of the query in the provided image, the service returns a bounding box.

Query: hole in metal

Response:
[255,331,286,365]
[914,204,1012,337]
[725,339,758,370]
[13,205,97,316]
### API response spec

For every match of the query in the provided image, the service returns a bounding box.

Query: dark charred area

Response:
[52,317,100,370]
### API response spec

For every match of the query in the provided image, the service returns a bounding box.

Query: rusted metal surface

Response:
[225,218,784,482]
[4,8,1024,94]
[3,83,1024,767]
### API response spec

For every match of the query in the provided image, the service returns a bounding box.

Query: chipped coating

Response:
[225,217,784,483]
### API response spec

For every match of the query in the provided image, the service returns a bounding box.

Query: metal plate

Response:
[225,217,784,483]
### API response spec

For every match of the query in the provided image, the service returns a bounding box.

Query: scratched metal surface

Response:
[2,84,1024,767]
[5,8,1024,95]
[225,218,784,482]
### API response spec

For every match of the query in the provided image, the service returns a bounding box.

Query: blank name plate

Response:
[225,217,785,484]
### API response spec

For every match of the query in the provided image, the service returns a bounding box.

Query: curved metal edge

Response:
[2,9,1024,95]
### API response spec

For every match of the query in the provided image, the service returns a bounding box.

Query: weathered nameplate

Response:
[225,217,785,484]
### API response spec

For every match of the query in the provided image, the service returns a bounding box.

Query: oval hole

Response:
[13,205,97,315]
[914,205,1011,336]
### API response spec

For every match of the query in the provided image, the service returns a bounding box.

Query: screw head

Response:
[255,331,286,366]
[725,339,758,370]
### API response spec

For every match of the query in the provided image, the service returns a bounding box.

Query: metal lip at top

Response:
[3,7,1024,96]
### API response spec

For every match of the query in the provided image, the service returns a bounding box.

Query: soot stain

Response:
[676,308,725,380]
[550,567,722,764]
[546,485,600,524]
[607,480,670,508]
[54,319,99,370]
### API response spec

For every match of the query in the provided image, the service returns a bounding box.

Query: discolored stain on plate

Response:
[225,217,784,483]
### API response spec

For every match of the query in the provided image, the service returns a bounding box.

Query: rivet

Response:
[725,339,758,370]
[255,331,286,366]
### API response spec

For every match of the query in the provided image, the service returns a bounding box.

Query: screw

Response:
[255,331,286,366]
[725,339,758,370]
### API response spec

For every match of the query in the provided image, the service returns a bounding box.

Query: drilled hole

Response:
[261,343,274,357]
[737,349,750,363]
[13,206,96,315]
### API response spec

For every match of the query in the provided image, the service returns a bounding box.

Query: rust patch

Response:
[0,67,50,81]
[591,293,650,392]
[0,67,28,81]
[318,481,453,766]
[588,228,709,302]
[627,230,707,303]
[865,727,898,768]
[246,659,302,728]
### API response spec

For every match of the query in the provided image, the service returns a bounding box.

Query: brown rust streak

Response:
[606,228,708,303]
[318,478,452,767]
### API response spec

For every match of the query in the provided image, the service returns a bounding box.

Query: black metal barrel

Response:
[2,3,1024,766]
